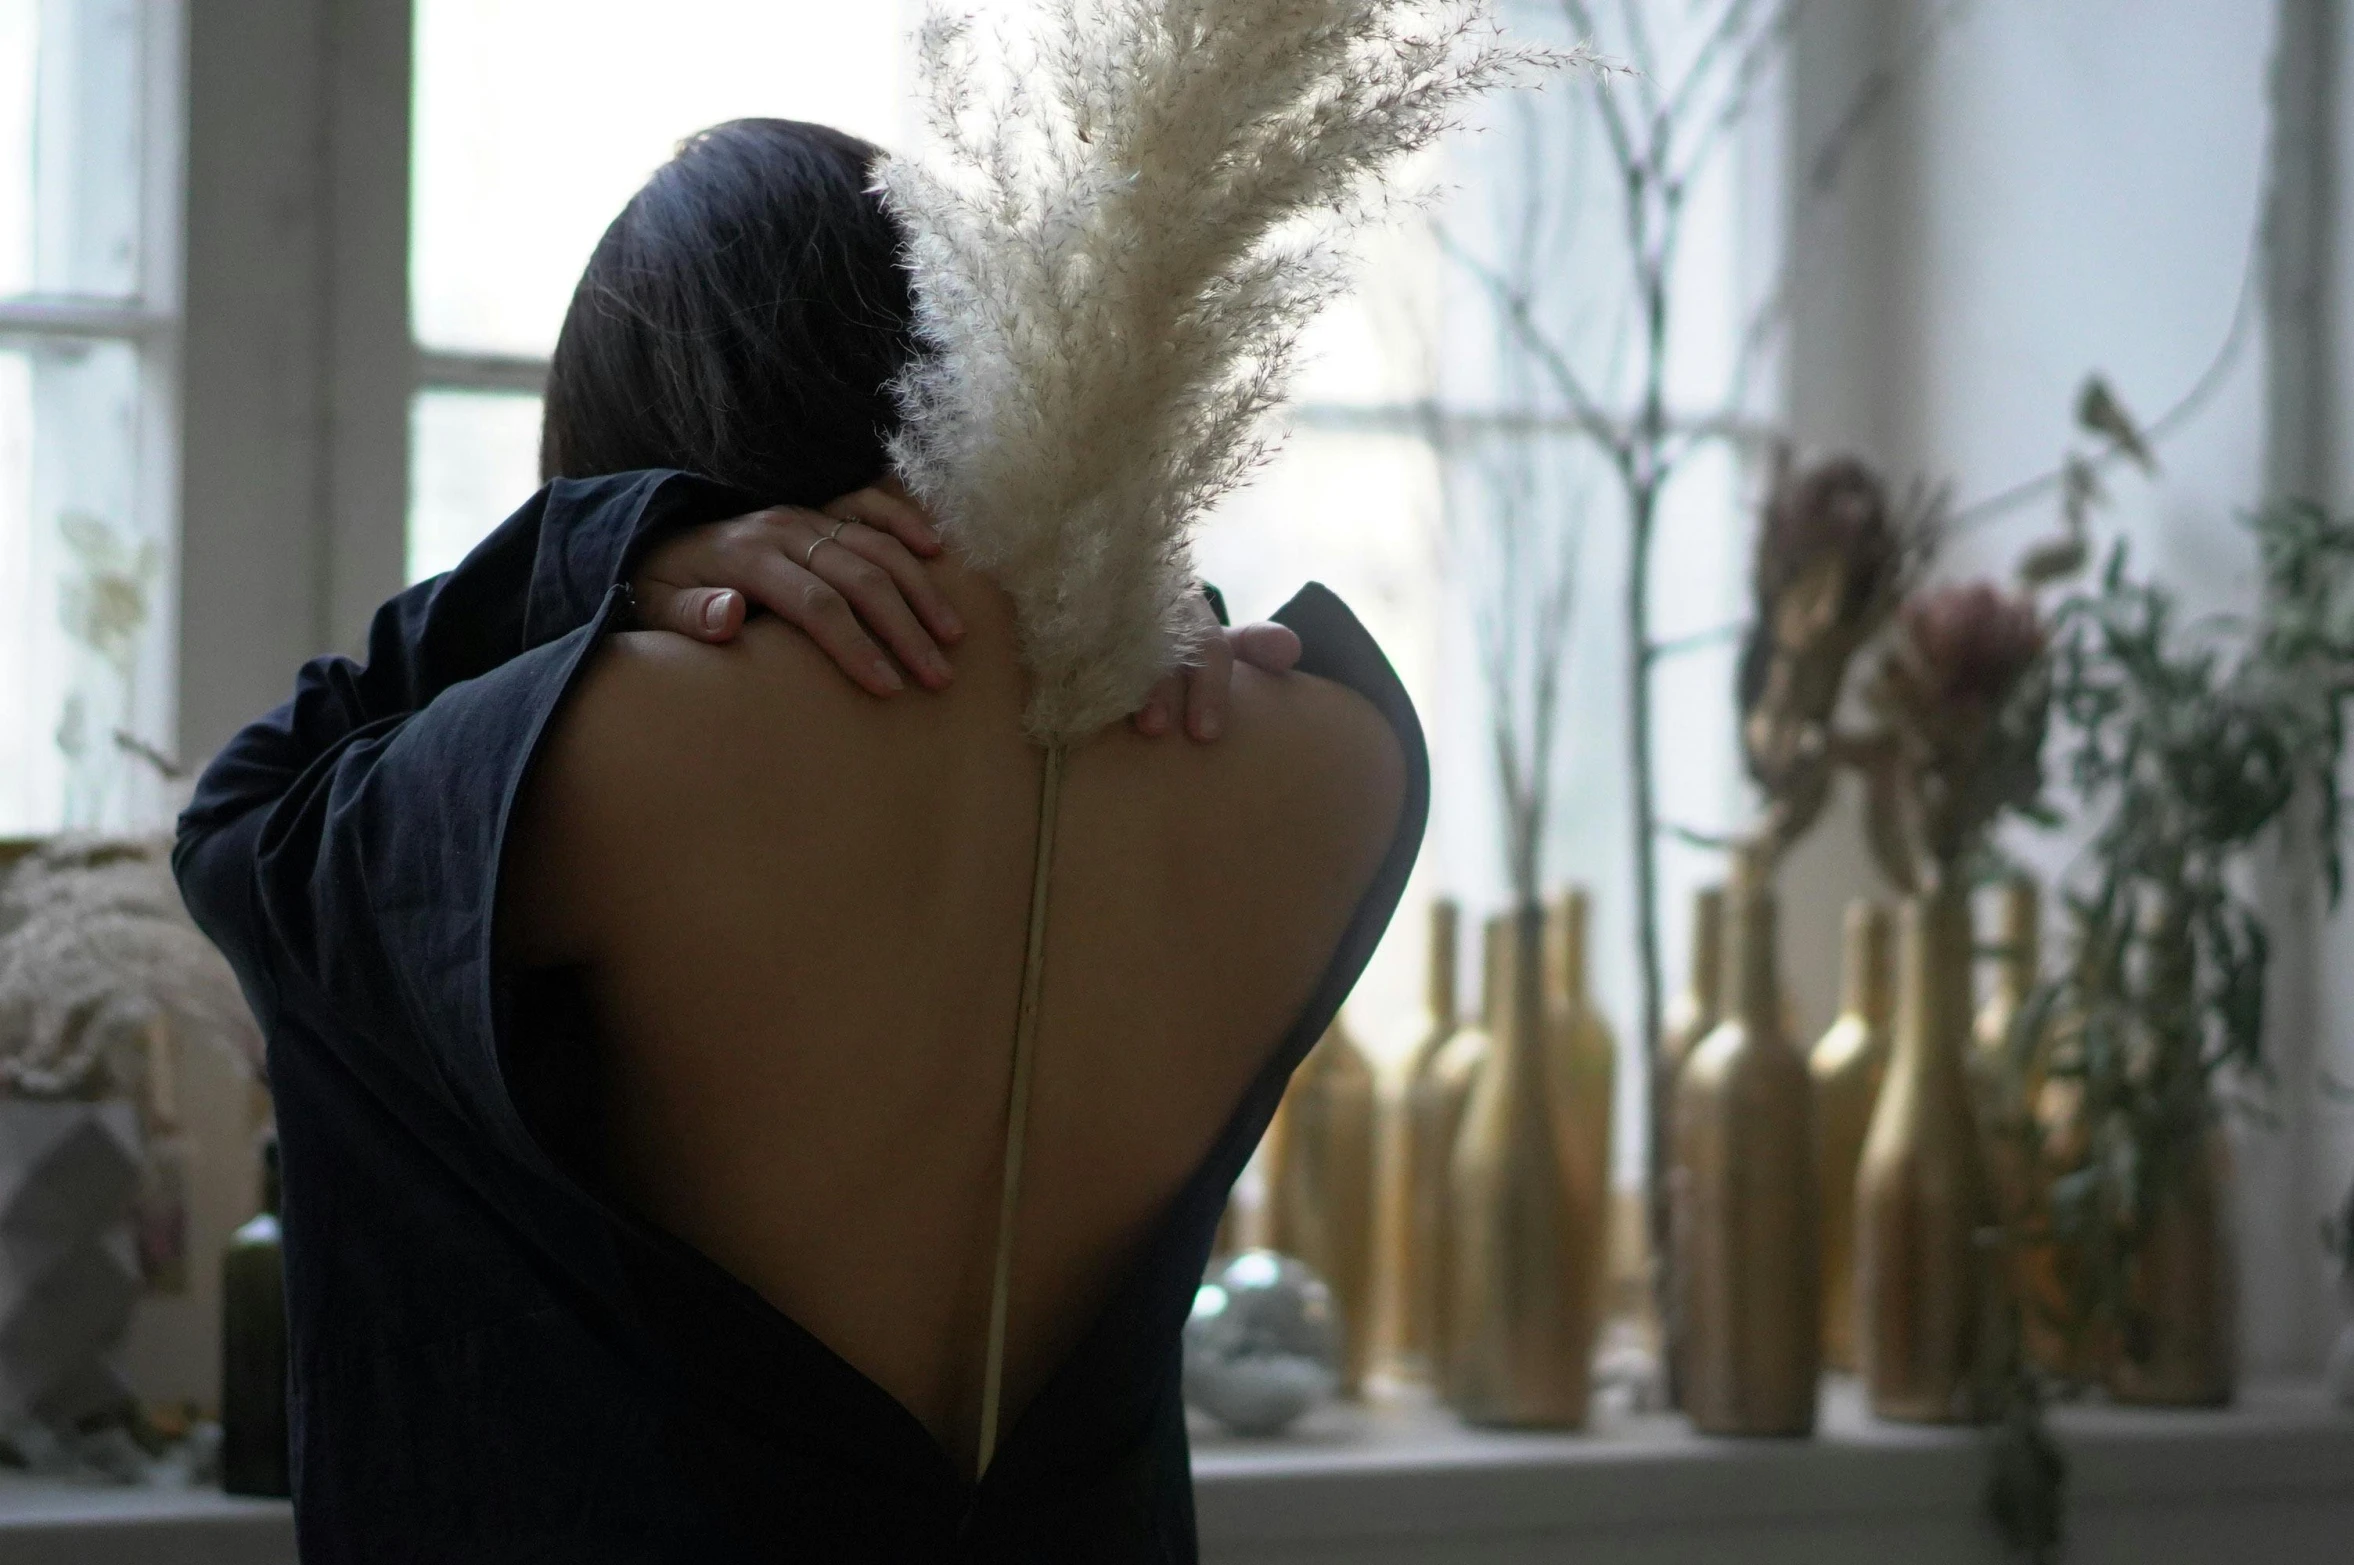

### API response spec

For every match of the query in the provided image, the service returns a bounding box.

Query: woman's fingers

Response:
[735,548,908,696]
[832,521,965,644]
[1183,626,1236,741]
[632,584,746,643]
[802,522,956,689]
[1229,620,1301,674]
[1132,673,1183,737]
[825,485,944,559]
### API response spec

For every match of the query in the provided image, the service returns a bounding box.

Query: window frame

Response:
[0,0,185,822]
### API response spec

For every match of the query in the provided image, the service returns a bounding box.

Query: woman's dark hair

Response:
[540,118,914,507]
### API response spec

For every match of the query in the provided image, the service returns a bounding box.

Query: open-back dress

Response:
[175,469,1428,1563]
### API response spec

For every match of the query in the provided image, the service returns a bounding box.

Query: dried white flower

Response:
[881,0,1557,743]
[0,838,262,1102]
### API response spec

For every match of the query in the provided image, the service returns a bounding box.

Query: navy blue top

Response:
[175,470,1429,1563]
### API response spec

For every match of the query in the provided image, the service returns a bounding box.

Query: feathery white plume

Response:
[881,0,1553,743]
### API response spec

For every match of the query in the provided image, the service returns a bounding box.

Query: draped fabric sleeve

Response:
[172,468,758,1156]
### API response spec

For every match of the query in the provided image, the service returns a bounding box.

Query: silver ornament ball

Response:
[1182,1249,1341,1435]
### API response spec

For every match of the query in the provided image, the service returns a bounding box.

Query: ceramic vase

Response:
[1857,888,1997,1424]
[1547,887,1615,1323]
[1811,899,1892,1374]
[1671,866,1818,1436]
[1393,899,1463,1380]
[1265,1017,1378,1395]
[2107,1123,2235,1408]
[0,1099,143,1432]
[1448,904,1602,1427]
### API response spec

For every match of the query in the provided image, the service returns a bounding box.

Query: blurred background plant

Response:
[2003,496,2354,1383]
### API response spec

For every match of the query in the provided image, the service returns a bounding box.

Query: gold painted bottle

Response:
[2107,901,2234,1406]
[1448,904,1603,1427]
[1393,899,1463,1379]
[2108,1124,2235,1406]
[1973,874,2042,1089]
[1548,887,1616,1322]
[1421,917,1498,1399]
[1972,874,2043,1246]
[1811,899,1892,1373]
[1671,866,1819,1436]
[1266,1016,1379,1395]
[1856,888,1997,1423]
[1658,883,1725,1406]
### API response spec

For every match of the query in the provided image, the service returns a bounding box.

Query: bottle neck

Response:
[1689,886,1725,1027]
[1996,877,2041,1009]
[259,1133,282,1219]
[1894,888,1973,1072]
[1840,900,1892,1028]
[1427,899,1459,1031]
[1724,882,1780,1040]
[1550,888,1590,1008]
[1481,913,1509,1028]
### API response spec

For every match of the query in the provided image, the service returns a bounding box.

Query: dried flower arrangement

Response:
[1735,453,1935,866]
[1859,580,2055,892]
[1729,448,2050,892]
[0,837,262,1103]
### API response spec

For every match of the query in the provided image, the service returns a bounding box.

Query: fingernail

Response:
[1141,707,1168,735]
[875,660,904,691]
[939,606,965,638]
[1196,711,1222,739]
[703,592,733,633]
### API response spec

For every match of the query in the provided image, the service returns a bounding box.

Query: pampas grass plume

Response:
[882,0,1571,743]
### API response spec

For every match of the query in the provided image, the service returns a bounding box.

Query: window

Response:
[404,0,910,582]
[0,0,179,835]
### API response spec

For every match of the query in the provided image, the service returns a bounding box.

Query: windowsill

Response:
[1192,1378,2354,1562]
[2,1381,2347,1564]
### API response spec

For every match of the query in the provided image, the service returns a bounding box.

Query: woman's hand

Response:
[1130,594,1302,741]
[630,485,963,697]
[629,482,1301,735]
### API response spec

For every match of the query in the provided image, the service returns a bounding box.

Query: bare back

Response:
[505,558,1404,1474]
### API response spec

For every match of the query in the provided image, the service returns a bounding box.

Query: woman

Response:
[177,119,1425,1562]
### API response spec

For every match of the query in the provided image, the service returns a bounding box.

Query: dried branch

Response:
[1431,222,1631,461]
[1950,224,2261,535]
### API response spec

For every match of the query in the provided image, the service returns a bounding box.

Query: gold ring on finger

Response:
[801,519,852,568]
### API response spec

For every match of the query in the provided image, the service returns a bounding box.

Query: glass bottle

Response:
[1672,862,1818,1436]
[1265,1017,1378,1395]
[1857,888,1996,1423]
[1448,904,1603,1427]
[222,1132,290,1497]
[1811,899,1892,1373]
